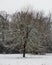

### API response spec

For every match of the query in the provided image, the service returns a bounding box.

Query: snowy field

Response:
[0,54,52,65]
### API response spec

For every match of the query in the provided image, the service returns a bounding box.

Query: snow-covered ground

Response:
[0,54,52,65]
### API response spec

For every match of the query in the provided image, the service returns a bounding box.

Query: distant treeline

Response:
[0,9,52,55]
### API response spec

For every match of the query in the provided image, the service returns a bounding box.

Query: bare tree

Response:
[10,10,51,57]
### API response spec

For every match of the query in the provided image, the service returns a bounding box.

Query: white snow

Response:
[0,54,52,65]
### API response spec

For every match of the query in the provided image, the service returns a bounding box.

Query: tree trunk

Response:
[23,43,26,57]
[23,26,28,57]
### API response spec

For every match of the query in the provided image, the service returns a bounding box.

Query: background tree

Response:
[10,10,51,57]
[0,9,51,56]
[0,12,9,53]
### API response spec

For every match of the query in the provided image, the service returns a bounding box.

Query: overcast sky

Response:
[0,0,52,14]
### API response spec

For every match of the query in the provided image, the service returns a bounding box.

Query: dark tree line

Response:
[0,10,52,57]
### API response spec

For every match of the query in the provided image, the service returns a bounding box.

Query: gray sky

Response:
[0,0,52,14]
